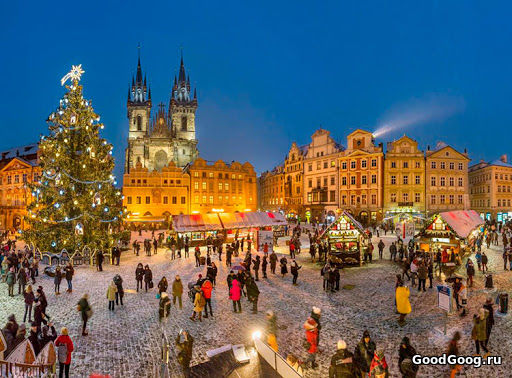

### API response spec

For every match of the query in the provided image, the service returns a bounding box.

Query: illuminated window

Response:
[194,182,199,190]
[209,196,213,203]
[202,182,207,190]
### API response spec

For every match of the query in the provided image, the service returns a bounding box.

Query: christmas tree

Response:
[23,65,123,253]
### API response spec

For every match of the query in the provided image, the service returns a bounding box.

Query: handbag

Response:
[156,293,161,299]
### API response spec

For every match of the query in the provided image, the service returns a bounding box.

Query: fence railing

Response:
[0,360,55,377]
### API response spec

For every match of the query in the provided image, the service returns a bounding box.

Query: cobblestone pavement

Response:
[1,230,511,377]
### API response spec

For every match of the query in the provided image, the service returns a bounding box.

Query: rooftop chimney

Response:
[501,154,508,163]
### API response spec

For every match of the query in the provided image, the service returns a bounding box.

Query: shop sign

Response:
[432,238,450,243]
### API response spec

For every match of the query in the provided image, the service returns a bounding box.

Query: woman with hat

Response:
[303,317,318,369]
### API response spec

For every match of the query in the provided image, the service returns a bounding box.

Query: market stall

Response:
[415,210,484,263]
[320,211,370,267]
[172,213,224,246]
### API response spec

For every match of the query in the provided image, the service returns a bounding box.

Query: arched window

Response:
[181,116,187,131]
[137,115,142,131]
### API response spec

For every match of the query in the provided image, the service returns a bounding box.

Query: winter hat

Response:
[337,339,347,350]
[7,314,15,322]
[312,306,321,315]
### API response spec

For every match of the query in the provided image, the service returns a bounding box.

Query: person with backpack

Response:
[159,292,171,321]
[55,327,74,378]
[190,285,205,322]
[144,265,153,292]
[64,263,74,293]
[328,339,356,378]
[114,275,124,306]
[107,280,118,311]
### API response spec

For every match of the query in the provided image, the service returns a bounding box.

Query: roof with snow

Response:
[0,143,38,168]
[420,210,484,239]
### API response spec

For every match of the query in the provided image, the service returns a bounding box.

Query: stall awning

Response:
[172,213,224,232]
[439,210,484,239]
[218,211,287,229]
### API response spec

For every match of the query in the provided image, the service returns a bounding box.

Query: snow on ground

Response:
[1,230,511,377]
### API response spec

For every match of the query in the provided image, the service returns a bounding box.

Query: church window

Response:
[145,196,150,204]
[137,115,142,131]
[163,196,168,204]
[127,197,132,204]
[181,116,187,131]
[172,196,177,204]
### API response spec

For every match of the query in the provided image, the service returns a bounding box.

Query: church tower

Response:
[169,55,198,142]
[127,52,152,140]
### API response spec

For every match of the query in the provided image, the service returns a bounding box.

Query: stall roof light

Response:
[191,211,200,214]
[212,208,224,213]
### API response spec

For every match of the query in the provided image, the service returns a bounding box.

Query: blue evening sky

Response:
[2,1,511,180]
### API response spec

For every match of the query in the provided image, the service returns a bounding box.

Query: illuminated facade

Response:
[338,130,384,223]
[0,144,40,231]
[124,54,198,173]
[188,158,257,214]
[469,155,512,221]
[258,166,285,211]
[303,129,343,222]
[425,142,470,214]
[383,135,426,220]
[283,143,307,217]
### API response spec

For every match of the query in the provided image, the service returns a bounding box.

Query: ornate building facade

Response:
[283,143,307,218]
[383,135,426,221]
[338,130,384,223]
[469,155,512,221]
[258,166,285,212]
[0,144,40,232]
[124,55,198,173]
[303,129,343,223]
[425,142,470,214]
[122,52,258,222]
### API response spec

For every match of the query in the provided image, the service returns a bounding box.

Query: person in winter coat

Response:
[466,259,475,287]
[23,285,35,323]
[354,330,376,377]
[417,262,428,292]
[17,267,27,295]
[106,280,118,311]
[64,263,74,293]
[310,306,322,344]
[262,256,268,278]
[266,310,278,352]
[481,252,488,273]
[378,240,385,259]
[447,331,461,378]
[172,275,184,309]
[201,279,213,318]
[369,350,389,378]
[472,308,489,355]
[290,260,302,285]
[399,337,419,378]
[483,297,494,348]
[38,323,57,350]
[77,294,91,336]
[304,317,319,369]
[6,267,15,296]
[328,339,356,378]
[252,255,260,281]
[55,327,74,378]
[229,279,242,313]
[246,276,260,314]
[159,292,171,321]
[396,282,411,326]
[28,322,41,356]
[135,263,144,292]
[176,331,194,377]
[190,285,205,322]
[144,265,153,292]
[96,250,104,271]
[280,257,288,276]
[113,275,124,306]
[158,277,168,295]
[269,252,278,274]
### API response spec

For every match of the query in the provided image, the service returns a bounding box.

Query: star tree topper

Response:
[61,64,85,86]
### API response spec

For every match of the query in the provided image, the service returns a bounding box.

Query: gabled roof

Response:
[0,157,36,172]
[426,143,469,161]
[347,129,373,137]
[319,210,367,239]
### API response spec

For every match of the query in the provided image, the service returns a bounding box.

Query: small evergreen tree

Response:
[24,65,123,252]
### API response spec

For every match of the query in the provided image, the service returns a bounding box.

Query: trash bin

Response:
[485,274,494,289]
[200,256,206,265]
[499,293,508,314]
